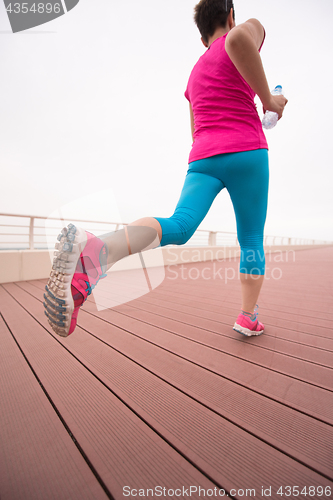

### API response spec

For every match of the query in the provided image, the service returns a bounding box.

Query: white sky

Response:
[1,0,332,242]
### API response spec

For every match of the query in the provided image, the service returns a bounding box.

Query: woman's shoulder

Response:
[226,19,265,51]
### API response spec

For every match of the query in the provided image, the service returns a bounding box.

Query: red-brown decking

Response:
[1,246,333,500]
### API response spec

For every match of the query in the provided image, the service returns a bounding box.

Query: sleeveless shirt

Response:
[184,32,268,163]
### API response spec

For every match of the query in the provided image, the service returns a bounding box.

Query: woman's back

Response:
[185,33,268,163]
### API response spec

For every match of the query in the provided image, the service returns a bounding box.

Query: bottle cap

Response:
[275,85,282,90]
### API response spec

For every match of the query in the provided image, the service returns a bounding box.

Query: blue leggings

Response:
[155,149,269,275]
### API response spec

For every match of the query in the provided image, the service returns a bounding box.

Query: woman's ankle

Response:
[241,309,256,320]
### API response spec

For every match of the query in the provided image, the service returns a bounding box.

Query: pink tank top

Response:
[185,32,268,164]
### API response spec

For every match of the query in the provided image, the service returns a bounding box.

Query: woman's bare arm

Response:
[225,19,287,117]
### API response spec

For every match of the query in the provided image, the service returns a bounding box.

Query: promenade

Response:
[1,246,332,499]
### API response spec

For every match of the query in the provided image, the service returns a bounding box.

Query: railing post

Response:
[29,217,34,250]
[208,231,217,246]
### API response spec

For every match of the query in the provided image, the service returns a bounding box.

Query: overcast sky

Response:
[1,0,332,242]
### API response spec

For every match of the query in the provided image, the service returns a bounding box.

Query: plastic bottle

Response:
[262,85,283,130]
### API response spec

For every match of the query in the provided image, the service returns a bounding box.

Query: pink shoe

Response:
[43,224,108,337]
[233,306,264,336]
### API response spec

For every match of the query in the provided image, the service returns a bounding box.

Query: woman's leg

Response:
[239,273,265,313]
[100,170,224,269]
[223,149,269,314]
[128,217,162,240]
[101,218,162,270]
[45,165,224,337]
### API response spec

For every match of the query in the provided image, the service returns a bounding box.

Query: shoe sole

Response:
[233,322,264,337]
[43,224,87,337]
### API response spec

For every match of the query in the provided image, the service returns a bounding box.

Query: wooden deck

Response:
[1,246,333,500]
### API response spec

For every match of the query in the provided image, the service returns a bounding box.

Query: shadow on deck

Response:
[1,246,333,499]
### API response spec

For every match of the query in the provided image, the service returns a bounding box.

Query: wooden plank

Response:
[155,247,333,318]
[86,294,333,367]
[32,275,333,356]
[152,285,333,325]
[75,295,333,391]
[0,284,216,499]
[150,283,333,337]
[130,281,333,334]
[0,314,108,500]
[105,294,333,350]
[8,281,333,484]
[19,280,333,424]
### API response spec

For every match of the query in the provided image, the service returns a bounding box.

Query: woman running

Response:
[43,0,288,338]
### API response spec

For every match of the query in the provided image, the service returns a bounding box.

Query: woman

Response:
[44,0,288,338]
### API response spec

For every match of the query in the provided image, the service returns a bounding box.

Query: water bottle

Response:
[262,85,283,130]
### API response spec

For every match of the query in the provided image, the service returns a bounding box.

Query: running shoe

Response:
[43,224,108,337]
[233,305,264,336]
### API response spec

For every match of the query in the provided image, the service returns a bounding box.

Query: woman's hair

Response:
[194,0,235,44]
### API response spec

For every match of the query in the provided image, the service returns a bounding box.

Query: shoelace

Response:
[241,304,259,321]
[84,272,107,296]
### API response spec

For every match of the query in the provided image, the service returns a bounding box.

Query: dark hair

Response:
[194,0,235,44]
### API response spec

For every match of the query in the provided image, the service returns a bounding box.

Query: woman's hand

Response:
[263,94,288,120]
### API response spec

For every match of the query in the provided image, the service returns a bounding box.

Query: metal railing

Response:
[0,212,331,251]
